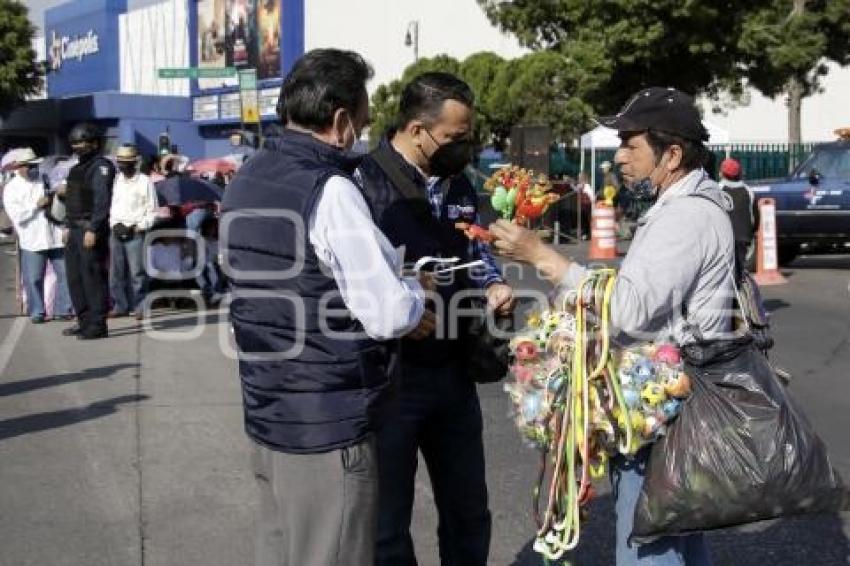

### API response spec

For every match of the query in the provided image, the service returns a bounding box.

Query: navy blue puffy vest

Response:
[222,130,397,453]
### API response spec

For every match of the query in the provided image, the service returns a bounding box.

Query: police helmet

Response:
[68,122,102,144]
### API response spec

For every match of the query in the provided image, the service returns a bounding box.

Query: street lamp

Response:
[404,20,419,62]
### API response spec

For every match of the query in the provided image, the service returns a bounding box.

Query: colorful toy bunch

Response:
[462,166,560,242]
[502,269,693,561]
[613,343,692,451]
[503,309,577,449]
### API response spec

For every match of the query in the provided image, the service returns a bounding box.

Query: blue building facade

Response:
[2,0,304,159]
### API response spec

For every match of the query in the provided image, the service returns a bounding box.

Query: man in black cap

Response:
[487,87,730,564]
[60,123,116,339]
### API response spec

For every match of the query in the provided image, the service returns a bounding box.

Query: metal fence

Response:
[473,143,821,191]
[570,143,818,189]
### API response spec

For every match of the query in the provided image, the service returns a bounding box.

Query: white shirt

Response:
[1,173,64,252]
[110,172,158,230]
[308,175,425,341]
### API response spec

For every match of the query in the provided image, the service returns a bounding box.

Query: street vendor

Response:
[487,87,733,565]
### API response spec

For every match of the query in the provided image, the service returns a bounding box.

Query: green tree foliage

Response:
[478,0,745,114]
[369,51,601,148]
[478,0,850,144]
[0,0,43,117]
[738,0,850,143]
[368,55,463,145]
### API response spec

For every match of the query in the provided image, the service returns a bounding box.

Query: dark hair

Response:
[397,72,474,129]
[278,49,373,131]
[646,129,709,172]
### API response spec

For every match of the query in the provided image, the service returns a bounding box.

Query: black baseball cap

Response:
[597,87,709,142]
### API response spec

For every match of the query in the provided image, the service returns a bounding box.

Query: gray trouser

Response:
[252,436,378,566]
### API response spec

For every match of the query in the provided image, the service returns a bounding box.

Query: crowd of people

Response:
[0,126,227,338]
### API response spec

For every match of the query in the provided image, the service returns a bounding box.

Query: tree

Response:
[478,0,747,115]
[738,0,850,146]
[478,0,850,145]
[368,55,462,145]
[484,51,602,143]
[0,0,43,117]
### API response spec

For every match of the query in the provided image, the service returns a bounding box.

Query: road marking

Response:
[0,317,26,377]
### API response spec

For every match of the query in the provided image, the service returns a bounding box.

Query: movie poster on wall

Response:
[197,0,235,89]
[225,0,258,69]
[257,0,281,79]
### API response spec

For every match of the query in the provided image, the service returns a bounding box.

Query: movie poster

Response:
[197,0,233,89]
[257,0,281,79]
[225,0,258,69]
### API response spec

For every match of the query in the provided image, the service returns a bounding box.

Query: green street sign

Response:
[238,69,258,90]
[158,67,237,79]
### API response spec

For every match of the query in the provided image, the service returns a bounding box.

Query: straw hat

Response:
[8,147,43,168]
[115,144,140,163]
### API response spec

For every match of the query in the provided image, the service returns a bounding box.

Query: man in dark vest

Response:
[357,72,515,566]
[222,49,435,566]
[60,123,116,339]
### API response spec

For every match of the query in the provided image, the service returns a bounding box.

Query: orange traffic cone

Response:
[589,203,618,260]
[753,197,787,286]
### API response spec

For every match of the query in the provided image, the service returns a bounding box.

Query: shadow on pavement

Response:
[0,394,148,441]
[107,311,225,338]
[763,298,792,313]
[787,254,850,270]
[0,363,139,398]
[510,493,850,565]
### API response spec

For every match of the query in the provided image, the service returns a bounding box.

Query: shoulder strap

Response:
[369,145,457,250]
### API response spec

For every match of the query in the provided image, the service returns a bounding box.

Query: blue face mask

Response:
[628,153,669,203]
[630,177,656,202]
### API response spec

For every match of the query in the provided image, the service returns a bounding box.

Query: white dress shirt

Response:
[1,174,64,252]
[308,175,425,341]
[110,172,158,231]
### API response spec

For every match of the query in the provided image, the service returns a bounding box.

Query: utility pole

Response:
[405,21,420,62]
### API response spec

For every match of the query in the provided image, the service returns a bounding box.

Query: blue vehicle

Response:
[750,135,850,265]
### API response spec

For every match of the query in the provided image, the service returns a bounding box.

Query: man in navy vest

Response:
[358,73,515,566]
[222,49,435,566]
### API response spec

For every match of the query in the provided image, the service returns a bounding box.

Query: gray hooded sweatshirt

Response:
[560,169,736,346]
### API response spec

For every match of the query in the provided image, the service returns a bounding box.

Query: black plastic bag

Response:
[631,336,848,543]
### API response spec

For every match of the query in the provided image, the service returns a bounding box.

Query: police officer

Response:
[60,123,116,339]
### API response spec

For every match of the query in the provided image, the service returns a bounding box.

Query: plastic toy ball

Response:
[661,399,682,422]
[515,340,539,362]
[654,344,681,365]
[664,372,692,399]
[640,382,666,407]
[632,360,655,384]
[521,391,544,423]
[622,388,641,409]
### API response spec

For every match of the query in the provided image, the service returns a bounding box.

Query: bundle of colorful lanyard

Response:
[504,269,693,561]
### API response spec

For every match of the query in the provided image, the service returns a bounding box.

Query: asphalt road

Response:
[0,238,848,566]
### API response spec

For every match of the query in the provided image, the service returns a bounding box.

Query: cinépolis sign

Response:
[49,29,100,71]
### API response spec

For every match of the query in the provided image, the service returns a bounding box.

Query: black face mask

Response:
[118,164,137,177]
[71,143,96,159]
[425,130,473,178]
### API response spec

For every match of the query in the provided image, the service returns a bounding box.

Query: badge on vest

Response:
[447,204,476,220]
[100,166,110,176]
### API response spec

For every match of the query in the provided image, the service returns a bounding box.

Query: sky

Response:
[22,0,67,34]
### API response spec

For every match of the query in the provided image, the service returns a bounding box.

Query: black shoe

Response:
[77,330,108,340]
[62,325,83,336]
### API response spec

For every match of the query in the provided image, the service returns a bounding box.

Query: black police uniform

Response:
[64,152,115,337]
